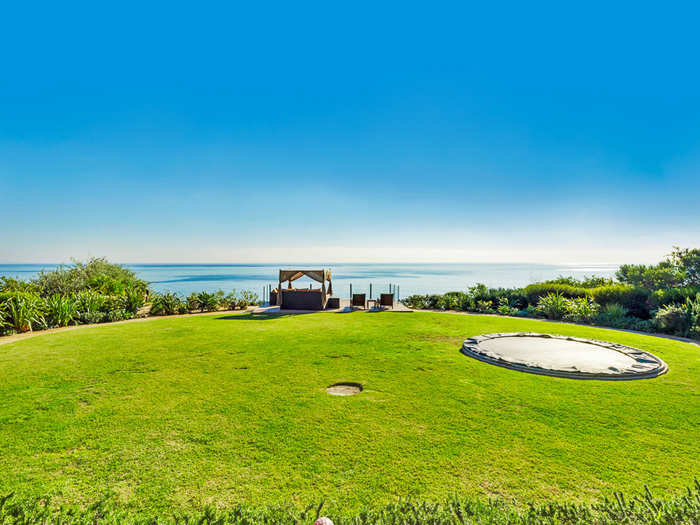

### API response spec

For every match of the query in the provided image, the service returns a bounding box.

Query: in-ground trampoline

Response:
[461,333,668,380]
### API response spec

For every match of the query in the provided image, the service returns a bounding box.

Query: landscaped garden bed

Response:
[402,248,700,341]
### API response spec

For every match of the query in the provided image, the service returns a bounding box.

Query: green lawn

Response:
[0,311,698,512]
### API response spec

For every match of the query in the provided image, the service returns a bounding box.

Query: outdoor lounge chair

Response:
[352,293,366,309]
[380,293,394,309]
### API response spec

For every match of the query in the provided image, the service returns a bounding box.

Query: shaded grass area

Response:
[0,312,698,512]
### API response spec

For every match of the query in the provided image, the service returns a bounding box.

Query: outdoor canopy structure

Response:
[276,269,333,310]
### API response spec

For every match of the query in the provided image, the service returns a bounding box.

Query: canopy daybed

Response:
[275,269,333,310]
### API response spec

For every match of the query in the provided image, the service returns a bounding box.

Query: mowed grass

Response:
[0,311,698,512]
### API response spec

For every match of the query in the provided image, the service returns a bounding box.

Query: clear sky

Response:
[2,1,699,264]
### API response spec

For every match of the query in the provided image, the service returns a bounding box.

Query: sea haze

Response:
[0,263,618,299]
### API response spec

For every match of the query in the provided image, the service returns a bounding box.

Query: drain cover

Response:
[326,382,363,396]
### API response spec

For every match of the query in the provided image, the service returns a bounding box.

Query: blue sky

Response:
[2,1,699,263]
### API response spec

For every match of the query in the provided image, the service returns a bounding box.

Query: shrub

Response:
[0,276,39,293]
[45,294,78,327]
[602,303,628,318]
[564,296,599,324]
[496,297,518,316]
[123,286,146,315]
[649,286,700,309]
[32,258,148,296]
[75,290,107,311]
[0,292,45,333]
[654,294,700,338]
[188,291,220,312]
[473,300,492,313]
[75,291,108,324]
[102,295,127,314]
[424,294,442,309]
[629,318,655,333]
[514,305,540,318]
[222,291,239,309]
[654,305,691,336]
[524,283,587,305]
[545,275,615,288]
[238,290,260,309]
[105,309,133,322]
[402,294,444,310]
[589,285,650,318]
[401,295,424,309]
[150,293,186,316]
[536,292,568,320]
[77,311,106,324]
[437,291,465,311]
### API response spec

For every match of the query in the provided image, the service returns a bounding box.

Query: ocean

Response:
[0,263,618,299]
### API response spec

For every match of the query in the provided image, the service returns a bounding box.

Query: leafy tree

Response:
[617,247,700,290]
[669,247,700,287]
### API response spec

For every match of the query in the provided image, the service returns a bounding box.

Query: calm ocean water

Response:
[0,263,618,299]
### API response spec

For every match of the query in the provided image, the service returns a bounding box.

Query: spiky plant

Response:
[1,292,44,333]
[150,293,185,316]
[536,292,568,320]
[197,291,220,312]
[45,294,79,327]
[123,286,146,315]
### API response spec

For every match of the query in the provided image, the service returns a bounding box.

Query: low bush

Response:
[514,305,540,318]
[653,295,700,338]
[601,303,628,319]
[105,309,133,323]
[187,291,220,312]
[77,311,105,324]
[150,292,187,316]
[536,292,569,320]
[122,286,146,315]
[45,294,78,328]
[496,297,518,316]
[75,290,107,313]
[0,291,45,333]
[238,290,260,309]
[564,296,599,324]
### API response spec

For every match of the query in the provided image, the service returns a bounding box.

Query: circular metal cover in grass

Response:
[461,333,668,380]
[326,382,363,395]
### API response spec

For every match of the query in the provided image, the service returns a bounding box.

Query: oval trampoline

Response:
[461,333,668,380]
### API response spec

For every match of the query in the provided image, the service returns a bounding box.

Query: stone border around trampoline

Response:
[461,332,669,380]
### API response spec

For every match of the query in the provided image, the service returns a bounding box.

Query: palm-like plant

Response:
[123,286,146,315]
[150,293,185,315]
[197,292,220,312]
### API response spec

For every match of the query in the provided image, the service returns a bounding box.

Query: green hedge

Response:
[588,285,651,318]
[649,286,700,309]
[523,283,588,304]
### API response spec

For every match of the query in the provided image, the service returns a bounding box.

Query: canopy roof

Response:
[279,269,331,284]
